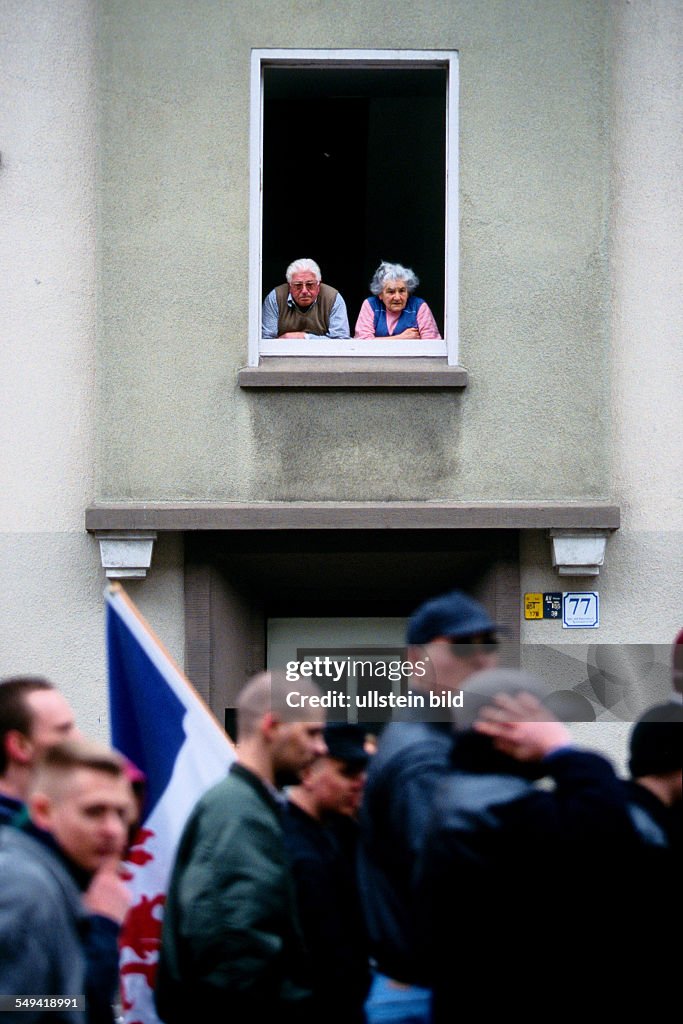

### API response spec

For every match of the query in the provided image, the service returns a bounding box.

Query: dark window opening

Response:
[262,66,447,333]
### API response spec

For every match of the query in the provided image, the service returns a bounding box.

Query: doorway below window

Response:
[184,528,519,729]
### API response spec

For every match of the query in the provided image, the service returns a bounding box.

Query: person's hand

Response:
[279,331,306,338]
[395,327,420,339]
[84,857,132,924]
[473,691,572,761]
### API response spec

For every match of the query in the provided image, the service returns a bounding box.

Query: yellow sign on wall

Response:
[524,593,543,619]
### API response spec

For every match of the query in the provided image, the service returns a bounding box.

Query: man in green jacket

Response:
[155,672,327,1024]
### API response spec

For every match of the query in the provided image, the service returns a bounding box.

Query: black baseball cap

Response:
[323,723,369,769]
[628,701,683,778]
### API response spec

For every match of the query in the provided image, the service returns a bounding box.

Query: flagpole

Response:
[105,583,236,1024]
[106,582,232,747]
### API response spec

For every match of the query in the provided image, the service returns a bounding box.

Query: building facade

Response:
[2,0,681,754]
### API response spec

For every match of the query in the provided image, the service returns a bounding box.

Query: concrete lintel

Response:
[86,503,620,533]
[95,531,157,579]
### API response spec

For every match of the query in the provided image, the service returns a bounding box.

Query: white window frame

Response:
[249,49,459,366]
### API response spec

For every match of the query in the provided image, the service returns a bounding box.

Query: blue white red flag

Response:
[106,583,235,1024]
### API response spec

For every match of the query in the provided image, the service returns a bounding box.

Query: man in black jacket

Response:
[615,701,682,1014]
[283,723,371,1024]
[626,700,682,846]
[417,682,646,1022]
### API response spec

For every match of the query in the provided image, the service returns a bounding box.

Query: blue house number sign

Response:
[562,592,599,629]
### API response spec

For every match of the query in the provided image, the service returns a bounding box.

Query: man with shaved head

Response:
[155,672,328,1024]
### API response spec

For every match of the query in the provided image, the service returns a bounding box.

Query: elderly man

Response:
[261,258,350,339]
[155,672,328,1024]
[0,740,134,1024]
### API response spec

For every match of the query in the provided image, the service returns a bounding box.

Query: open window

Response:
[248,50,459,365]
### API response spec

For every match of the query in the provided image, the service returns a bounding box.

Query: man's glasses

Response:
[290,281,319,291]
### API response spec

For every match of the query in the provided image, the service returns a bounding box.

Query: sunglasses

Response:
[446,632,499,649]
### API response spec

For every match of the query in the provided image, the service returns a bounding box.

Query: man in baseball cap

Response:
[405,588,498,645]
[358,589,500,1020]
[405,589,501,698]
[627,700,682,834]
[283,723,371,1024]
[608,701,683,1015]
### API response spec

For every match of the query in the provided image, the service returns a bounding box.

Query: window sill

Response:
[238,358,468,388]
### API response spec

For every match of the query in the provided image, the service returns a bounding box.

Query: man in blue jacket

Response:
[0,678,132,1023]
[0,740,133,1024]
[358,589,500,1022]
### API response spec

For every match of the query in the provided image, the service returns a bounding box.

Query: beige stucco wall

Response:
[520,0,683,766]
[96,0,611,502]
[0,0,185,739]
[521,0,682,644]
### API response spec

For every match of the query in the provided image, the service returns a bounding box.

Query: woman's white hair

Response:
[286,258,322,283]
[370,261,419,295]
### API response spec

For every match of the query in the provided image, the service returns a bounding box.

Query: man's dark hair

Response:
[0,676,55,774]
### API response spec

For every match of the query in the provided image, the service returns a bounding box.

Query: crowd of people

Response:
[0,589,681,1023]
[261,257,442,340]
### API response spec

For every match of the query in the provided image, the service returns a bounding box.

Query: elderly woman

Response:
[354,261,441,340]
